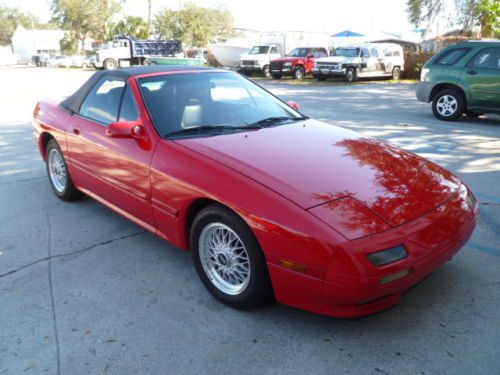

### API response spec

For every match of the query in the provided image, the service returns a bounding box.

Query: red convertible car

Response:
[33,66,478,318]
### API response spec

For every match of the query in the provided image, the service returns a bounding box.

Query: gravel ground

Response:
[0,67,499,375]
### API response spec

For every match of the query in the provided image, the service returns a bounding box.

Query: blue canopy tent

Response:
[330,30,365,38]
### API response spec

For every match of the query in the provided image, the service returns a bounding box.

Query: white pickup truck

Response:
[312,43,405,82]
[240,44,283,77]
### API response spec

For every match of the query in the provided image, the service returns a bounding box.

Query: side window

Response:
[433,48,471,66]
[361,48,370,58]
[468,47,500,69]
[79,78,125,125]
[270,46,278,54]
[370,48,379,58]
[393,50,401,57]
[119,86,139,122]
[320,49,328,57]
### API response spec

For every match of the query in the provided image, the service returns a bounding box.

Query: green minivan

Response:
[416,41,500,121]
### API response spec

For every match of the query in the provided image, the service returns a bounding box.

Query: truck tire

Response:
[432,89,465,121]
[344,67,357,82]
[103,59,117,70]
[293,66,305,80]
[392,66,401,80]
[263,65,271,78]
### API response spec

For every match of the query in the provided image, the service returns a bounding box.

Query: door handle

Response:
[466,70,478,75]
[72,128,80,135]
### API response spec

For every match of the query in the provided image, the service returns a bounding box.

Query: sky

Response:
[3,0,419,35]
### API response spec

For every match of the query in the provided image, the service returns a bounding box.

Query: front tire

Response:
[344,67,356,82]
[190,204,273,310]
[46,140,82,201]
[262,65,271,78]
[293,66,305,80]
[432,89,465,121]
[103,58,117,70]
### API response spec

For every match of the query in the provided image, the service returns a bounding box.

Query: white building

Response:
[11,25,66,58]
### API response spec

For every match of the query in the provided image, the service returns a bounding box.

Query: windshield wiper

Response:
[165,125,259,138]
[247,116,308,128]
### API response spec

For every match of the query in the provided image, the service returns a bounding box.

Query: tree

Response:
[113,16,149,39]
[407,0,500,38]
[51,0,121,49]
[0,6,40,45]
[154,3,233,48]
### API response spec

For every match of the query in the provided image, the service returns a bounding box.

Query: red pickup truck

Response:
[270,47,328,79]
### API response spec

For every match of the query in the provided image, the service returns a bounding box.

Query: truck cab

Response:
[313,43,404,82]
[270,47,328,79]
[240,44,282,77]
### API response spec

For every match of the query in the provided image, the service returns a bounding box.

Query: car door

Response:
[462,47,500,110]
[359,48,374,74]
[66,77,156,227]
[370,48,383,72]
[305,49,316,72]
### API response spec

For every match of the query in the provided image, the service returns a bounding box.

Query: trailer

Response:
[95,35,183,70]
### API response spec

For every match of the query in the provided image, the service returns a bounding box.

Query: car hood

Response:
[272,57,303,63]
[176,120,460,228]
[317,56,359,64]
[240,53,267,60]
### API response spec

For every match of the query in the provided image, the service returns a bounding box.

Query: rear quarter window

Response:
[433,48,471,66]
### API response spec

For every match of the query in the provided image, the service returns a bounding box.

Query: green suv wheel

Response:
[432,89,465,121]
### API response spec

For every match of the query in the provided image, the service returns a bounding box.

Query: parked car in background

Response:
[95,35,184,70]
[270,47,328,79]
[313,43,404,82]
[240,44,282,77]
[416,41,500,121]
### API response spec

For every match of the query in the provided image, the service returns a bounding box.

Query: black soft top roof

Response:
[60,65,223,113]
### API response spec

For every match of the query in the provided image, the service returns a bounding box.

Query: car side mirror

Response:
[287,101,300,111]
[107,120,147,141]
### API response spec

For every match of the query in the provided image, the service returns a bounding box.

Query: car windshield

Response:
[138,71,304,138]
[249,46,270,54]
[286,48,310,57]
[335,48,360,57]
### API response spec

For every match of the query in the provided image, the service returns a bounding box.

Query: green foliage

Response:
[474,0,500,37]
[0,5,40,45]
[407,0,500,37]
[113,16,149,39]
[51,0,121,47]
[154,3,234,47]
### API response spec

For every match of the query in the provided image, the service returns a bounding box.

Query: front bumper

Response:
[271,65,293,75]
[268,185,478,318]
[315,66,346,77]
[416,81,435,103]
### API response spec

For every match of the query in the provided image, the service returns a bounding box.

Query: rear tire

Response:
[190,204,273,310]
[432,89,465,121]
[392,66,401,80]
[46,139,83,201]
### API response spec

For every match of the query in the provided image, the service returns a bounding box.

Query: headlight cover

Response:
[367,245,407,267]
[283,62,292,67]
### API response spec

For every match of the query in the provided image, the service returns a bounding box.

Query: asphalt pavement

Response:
[0,67,499,375]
